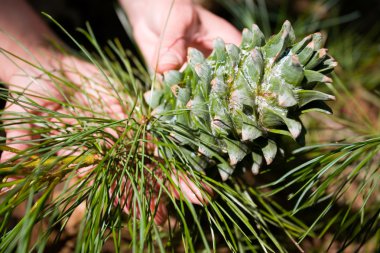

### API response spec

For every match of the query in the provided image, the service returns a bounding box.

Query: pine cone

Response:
[145,21,337,180]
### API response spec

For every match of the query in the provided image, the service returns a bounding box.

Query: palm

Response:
[2,53,210,225]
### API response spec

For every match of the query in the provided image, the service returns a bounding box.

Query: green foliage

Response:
[266,137,380,247]
[1,1,380,252]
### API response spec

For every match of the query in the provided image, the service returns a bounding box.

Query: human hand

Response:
[0,0,212,225]
[120,0,242,73]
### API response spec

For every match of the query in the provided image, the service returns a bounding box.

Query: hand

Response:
[0,0,212,225]
[0,0,119,160]
[120,0,242,73]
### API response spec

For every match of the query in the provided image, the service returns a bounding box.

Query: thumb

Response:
[155,37,187,73]
[127,0,195,73]
[131,25,188,74]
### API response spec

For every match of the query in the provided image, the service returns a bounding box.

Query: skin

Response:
[0,0,241,224]
[121,0,242,73]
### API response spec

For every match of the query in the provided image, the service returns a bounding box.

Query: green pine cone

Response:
[145,21,337,180]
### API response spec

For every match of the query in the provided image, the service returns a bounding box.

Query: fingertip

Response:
[171,173,210,206]
[1,151,14,163]
[156,52,183,73]
[156,63,181,74]
[152,201,169,225]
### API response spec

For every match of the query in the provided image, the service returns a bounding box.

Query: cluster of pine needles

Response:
[1,0,380,252]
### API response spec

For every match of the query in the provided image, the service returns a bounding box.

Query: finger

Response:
[154,5,198,73]
[132,1,198,73]
[191,6,242,55]
[134,22,188,74]
[112,177,169,225]
[170,171,213,205]
[156,40,187,73]
[150,195,169,225]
